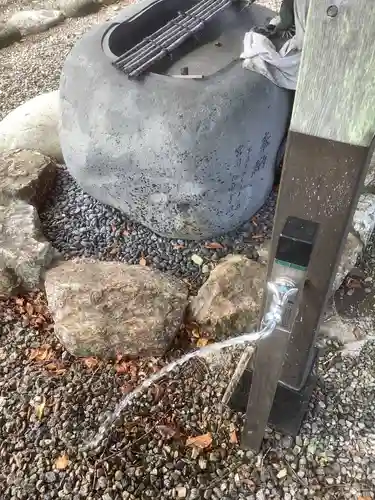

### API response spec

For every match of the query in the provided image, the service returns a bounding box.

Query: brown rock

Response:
[45,260,189,358]
[0,150,57,208]
[0,200,54,296]
[190,255,266,336]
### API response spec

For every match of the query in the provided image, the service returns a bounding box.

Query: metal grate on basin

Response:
[112,0,234,78]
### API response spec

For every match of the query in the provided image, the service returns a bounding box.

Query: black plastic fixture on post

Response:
[228,0,375,451]
[229,217,319,452]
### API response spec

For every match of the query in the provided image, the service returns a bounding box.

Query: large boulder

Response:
[0,150,57,208]
[7,10,64,36]
[0,91,62,162]
[0,22,21,49]
[53,0,101,18]
[190,255,265,337]
[45,260,189,358]
[0,200,54,296]
[60,0,292,240]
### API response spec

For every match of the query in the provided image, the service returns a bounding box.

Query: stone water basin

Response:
[60,0,293,239]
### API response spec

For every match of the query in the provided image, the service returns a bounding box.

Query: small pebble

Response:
[176,486,187,498]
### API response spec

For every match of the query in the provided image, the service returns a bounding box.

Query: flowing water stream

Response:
[85,281,298,451]
[86,320,276,450]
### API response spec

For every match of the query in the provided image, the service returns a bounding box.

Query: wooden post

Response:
[229,0,375,451]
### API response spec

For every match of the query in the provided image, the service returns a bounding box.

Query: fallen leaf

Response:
[204,242,224,250]
[45,362,66,375]
[29,344,53,362]
[185,321,201,339]
[25,302,34,315]
[191,254,203,266]
[123,230,130,236]
[34,304,43,314]
[347,277,362,289]
[15,297,24,306]
[115,361,136,375]
[82,357,99,369]
[156,425,178,440]
[186,432,212,449]
[191,328,200,339]
[54,454,69,470]
[35,397,46,420]
[44,362,58,370]
[34,317,45,326]
[196,338,209,348]
[173,244,185,250]
[229,429,238,444]
[22,315,30,326]
[139,254,147,266]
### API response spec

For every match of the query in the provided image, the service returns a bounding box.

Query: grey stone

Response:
[319,313,360,345]
[0,22,21,49]
[332,232,363,292]
[45,259,189,357]
[102,493,113,500]
[352,193,375,246]
[176,486,187,498]
[333,193,375,291]
[0,200,54,296]
[0,91,62,162]
[80,482,91,495]
[54,0,101,18]
[114,470,123,482]
[59,1,292,240]
[365,151,375,188]
[190,254,265,336]
[0,150,57,208]
[45,471,56,483]
[7,10,65,36]
[0,268,17,298]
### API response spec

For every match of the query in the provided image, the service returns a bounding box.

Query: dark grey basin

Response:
[60,0,293,239]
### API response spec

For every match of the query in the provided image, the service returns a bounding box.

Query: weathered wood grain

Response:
[291,0,375,147]
[231,0,375,451]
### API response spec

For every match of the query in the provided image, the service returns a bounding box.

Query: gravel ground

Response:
[39,166,275,288]
[1,294,375,500]
[0,1,133,120]
[3,1,375,499]
[0,0,282,120]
